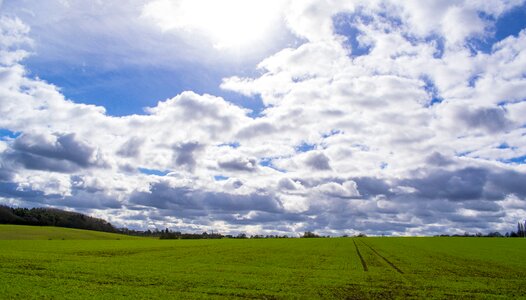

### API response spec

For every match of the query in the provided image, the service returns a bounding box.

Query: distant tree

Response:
[518,222,526,237]
[486,232,503,237]
[302,231,320,238]
[0,206,23,223]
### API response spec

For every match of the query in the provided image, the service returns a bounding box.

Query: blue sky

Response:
[24,60,266,116]
[1,0,526,236]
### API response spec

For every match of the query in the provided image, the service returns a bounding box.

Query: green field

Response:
[0,226,525,299]
[0,225,141,240]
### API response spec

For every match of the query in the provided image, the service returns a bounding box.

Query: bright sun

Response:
[143,0,284,50]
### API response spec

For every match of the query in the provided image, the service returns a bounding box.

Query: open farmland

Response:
[0,226,525,299]
[0,225,141,240]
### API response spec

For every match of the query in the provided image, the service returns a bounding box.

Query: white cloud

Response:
[315,181,360,198]
[142,0,287,50]
[395,0,525,46]
[0,16,32,65]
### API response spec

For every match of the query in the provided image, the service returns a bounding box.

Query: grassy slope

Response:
[0,224,141,240]
[353,237,526,298]
[0,235,525,299]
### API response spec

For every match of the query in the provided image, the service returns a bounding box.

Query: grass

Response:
[0,225,525,299]
[0,225,141,240]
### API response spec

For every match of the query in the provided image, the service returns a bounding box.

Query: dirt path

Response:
[353,239,368,272]
[359,240,404,274]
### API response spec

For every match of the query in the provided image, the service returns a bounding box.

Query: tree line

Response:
[436,221,526,238]
[0,205,118,233]
[128,228,291,239]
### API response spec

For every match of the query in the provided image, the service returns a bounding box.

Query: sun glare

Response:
[143,0,284,50]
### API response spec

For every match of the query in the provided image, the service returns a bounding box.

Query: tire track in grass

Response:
[353,240,368,272]
[359,240,404,274]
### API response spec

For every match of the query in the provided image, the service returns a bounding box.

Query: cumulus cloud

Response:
[172,141,202,172]
[218,156,258,172]
[130,181,283,217]
[117,137,144,158]
[0,2,525,235]
[304,152,332,171]
[315,181,360,198]
[462,107,514,133]
[278,177,304,191]
[425,152,455,167]
[0,16,32,66]
[4,133,107,173]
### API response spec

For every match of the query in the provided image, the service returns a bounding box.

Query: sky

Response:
[0,0,526,236]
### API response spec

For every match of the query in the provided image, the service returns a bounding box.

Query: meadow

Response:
[0,225,525,299]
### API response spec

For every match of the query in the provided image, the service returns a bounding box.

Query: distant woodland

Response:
[0,205,117,233]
